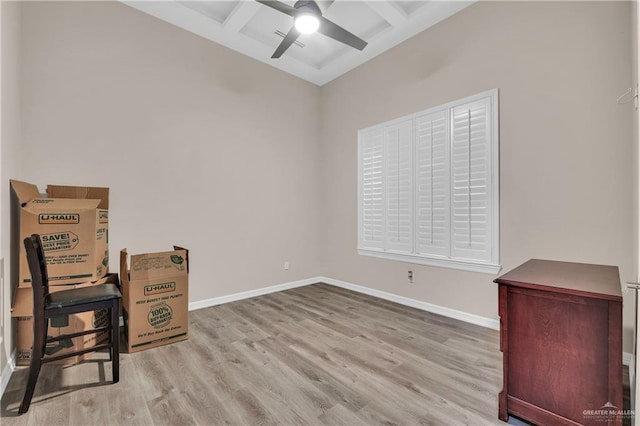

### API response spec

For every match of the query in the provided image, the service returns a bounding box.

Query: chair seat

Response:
[45,283,121,310]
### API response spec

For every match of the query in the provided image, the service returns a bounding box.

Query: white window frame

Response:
[357,89,500,274]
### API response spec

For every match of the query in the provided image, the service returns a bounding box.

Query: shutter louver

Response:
[415,111,450,257]
[359,128,385,250]
[451,98,492,262]
[357,89,499,274]
[384,121,413,253]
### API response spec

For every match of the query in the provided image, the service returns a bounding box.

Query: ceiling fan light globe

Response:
[294,14,320,34]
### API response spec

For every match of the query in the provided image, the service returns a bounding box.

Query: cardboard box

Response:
[12,273,119,366]
[10,180,109,288]
[120,247,188,353]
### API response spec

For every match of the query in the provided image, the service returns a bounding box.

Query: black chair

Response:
[19,234,122,414]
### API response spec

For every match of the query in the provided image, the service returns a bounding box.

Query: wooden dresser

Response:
[494,259,623,425]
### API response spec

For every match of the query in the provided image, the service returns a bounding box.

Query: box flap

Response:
[93,273,119,286]
[129,249,189,280]
[173,246,189,273]
[10,180,41,205]
[120,249,129,282]
[47,185,109,209]
[23,198,101,213]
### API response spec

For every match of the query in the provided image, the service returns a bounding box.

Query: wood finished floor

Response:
[2,283,504,425]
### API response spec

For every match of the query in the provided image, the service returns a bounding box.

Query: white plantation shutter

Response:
[415,111,450,257]
[450,98,492,262]
[357,89,499,274]
[359,128,385,250]
[384,121,413,253]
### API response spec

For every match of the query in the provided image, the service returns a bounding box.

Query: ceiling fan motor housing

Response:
[258,0,367,58]
[294,0,322,17]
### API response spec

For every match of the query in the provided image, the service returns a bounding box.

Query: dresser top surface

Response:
[494,259,622,300]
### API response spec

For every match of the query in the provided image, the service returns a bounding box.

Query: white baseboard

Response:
[1,349,16,397]
[188,277,319,311]
[189,275,500,329]
[317,276,500,330]
[188,275,635,367]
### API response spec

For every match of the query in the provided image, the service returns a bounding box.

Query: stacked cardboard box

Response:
[10,180,189,360]
[120,247,189,353]
[11,180,109,287]
[10,180,112,365]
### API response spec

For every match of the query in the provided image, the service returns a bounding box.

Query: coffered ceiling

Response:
[121,1,474,86]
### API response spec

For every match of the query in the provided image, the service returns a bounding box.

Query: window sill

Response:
[358,249,501,275]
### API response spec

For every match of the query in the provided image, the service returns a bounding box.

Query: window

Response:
[358,89,500,274]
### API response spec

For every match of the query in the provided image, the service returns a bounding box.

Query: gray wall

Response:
[18,1,322,304]
[1,0,23,383]
[319,1,636,347]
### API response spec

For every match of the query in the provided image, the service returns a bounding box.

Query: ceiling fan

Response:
[256,0,368,58]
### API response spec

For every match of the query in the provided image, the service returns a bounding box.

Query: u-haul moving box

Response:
[120,247,189,353]
[11,273,118,366]
[10,180,109,288]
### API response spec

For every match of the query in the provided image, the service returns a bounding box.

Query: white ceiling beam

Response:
[120,0,474,86]
[365,1,408,27]
[223,1,262,33]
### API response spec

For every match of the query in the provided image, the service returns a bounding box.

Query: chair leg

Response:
[19,318,46,414]
[110,302,120,383]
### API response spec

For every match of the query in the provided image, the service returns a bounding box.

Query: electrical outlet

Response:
[284,261,290,270]
[408,270,413,284]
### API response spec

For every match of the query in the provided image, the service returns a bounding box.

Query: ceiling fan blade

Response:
[272,27,301,58]
[318,17,368,51]
[315,0,334,15]
[255,0,297,17]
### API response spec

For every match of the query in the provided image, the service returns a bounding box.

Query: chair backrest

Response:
[23,234,50,323]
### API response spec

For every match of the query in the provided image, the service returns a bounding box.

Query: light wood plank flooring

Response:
[2,283,504,425]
